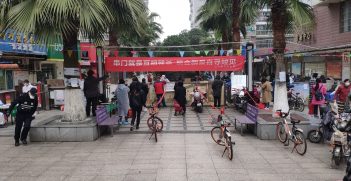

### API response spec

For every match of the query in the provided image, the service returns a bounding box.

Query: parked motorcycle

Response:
[344,156,351,181]
[307,108,335,143]
[232,88,247,113]
[191,89,204,113]
[288,88,305,112]
[330,113,351,168]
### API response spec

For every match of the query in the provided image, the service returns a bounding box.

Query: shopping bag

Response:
[127,109,133,118]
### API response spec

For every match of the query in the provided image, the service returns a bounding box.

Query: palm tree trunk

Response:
[221,29,228,50]
[232,0,241,50]
[271,0,289,116]
[109,27,120,84]
[62,28,87,122]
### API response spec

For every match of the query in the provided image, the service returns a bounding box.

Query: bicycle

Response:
[210,107,235,160]
[275,109,307,155]
[147,105,164,142]
[288,89,304,112]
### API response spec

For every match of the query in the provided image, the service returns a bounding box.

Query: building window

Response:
[340,0,351,33]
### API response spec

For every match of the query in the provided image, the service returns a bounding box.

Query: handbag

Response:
[127,109,133,118]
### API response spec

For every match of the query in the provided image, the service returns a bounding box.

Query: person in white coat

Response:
[115,79,130,125]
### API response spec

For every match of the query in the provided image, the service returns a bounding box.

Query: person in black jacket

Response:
[7,88,38,146]
[83,69,106,117]
[129,77,141,94]
[141,78,149,108]
[212,75,223,108]
[129,87,145,131]
[174,82,187,115]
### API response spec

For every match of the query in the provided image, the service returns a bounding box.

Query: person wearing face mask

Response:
[334,79,351,113]
[7,88,38,146]
[22,79,35,94]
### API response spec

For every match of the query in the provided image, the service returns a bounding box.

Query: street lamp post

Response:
[96,46,105,101]
[246,43,254,92]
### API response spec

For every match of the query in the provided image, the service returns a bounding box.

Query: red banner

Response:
[105,56,245,72]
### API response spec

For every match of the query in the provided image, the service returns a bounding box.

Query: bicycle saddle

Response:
[296,93,300,95]
[290,117,301,124]
[276,109,289,118]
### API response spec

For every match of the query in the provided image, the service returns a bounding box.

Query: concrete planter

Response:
[30,115,98,142]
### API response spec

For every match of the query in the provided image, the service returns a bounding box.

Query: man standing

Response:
[334,79,351,113]
[8,88,38,146]
[212,75,223,108]
[22,79,34,94]
[154,76,166,108]
[83,69,106,117]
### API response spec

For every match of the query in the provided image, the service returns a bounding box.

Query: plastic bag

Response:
[0,112,5,126]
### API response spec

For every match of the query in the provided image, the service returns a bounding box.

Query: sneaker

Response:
[118,121,122,125]
[15,141,19,147]
[21,139,27,145]
[136,125,139,130]
[130,127,134,131]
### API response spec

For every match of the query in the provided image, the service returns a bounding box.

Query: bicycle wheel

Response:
[297,98,305,112]
[211,127,225,146]
[226,137,233,160]
[276,122,288,143]
[147,116,164,132]
[294,130,307,155]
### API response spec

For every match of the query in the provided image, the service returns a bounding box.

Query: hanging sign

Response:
[105,56,245,72]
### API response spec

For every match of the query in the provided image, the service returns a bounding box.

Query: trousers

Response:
[14,114,33,141]
[86,97,98,116]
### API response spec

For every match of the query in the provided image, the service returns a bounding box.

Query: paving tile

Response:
[123,173,156,181]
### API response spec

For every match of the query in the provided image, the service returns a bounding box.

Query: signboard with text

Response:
[0,30,46,55]
[105,56,245,72]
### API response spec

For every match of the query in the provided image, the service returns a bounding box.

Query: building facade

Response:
[286,0,351,80]
[189,0,205,29]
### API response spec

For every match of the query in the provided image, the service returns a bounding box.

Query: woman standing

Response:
[311,78,326,118]
[261,78,272,110]
[174,82,187,115]
[115,79,130,125]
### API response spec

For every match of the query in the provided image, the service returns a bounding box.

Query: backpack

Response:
[315,85,323,101]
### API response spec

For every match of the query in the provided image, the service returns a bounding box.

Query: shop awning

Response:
[105,56,245,72]
[0,64,19,69]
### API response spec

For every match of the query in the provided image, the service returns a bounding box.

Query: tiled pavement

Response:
[117,107,238,133]
[0,132,345,181]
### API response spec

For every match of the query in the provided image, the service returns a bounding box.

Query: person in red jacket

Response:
[154,76,167,108]
[334,79,351,113]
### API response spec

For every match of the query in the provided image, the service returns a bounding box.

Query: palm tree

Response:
[106,0,147,48]
[119,12,163,46]
[232,0,241,50]
[5,0,113,121]
[196,0,258,50]
[255,0,314,114]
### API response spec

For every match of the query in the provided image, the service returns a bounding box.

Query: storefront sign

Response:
[105,56,245,72]
[0,30,46,55]
[64,68,80,76]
